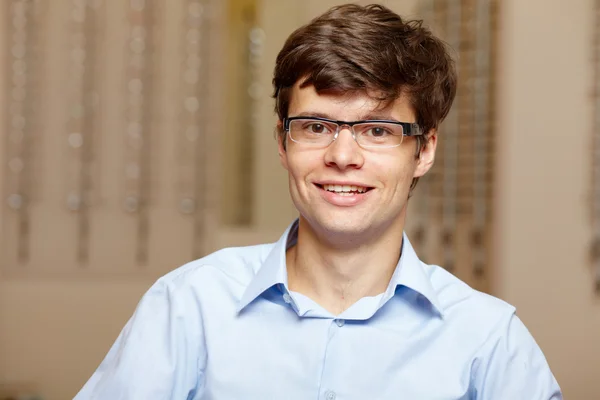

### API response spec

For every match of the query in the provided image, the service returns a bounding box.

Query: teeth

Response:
[323,184,368,193]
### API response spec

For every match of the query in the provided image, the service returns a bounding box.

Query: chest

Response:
[200,314,476,400]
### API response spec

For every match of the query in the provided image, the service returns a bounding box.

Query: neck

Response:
[286,215,406,315]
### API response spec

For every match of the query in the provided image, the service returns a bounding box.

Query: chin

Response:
[307,214,373,237]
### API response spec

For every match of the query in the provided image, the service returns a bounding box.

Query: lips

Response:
[313,182,374,205]
[321,184,369,194]
[315,182,374,193]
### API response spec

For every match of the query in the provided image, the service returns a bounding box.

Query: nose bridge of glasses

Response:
[335,123,357,140]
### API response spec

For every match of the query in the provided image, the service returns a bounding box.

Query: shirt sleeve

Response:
[472,312,562,400]
[73,278,206,400]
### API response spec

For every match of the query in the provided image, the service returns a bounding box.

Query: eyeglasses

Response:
[283,116,424,149]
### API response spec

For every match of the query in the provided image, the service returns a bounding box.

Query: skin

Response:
[278,82,438,315]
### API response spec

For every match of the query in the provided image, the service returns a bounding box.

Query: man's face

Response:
[278,83,437,241]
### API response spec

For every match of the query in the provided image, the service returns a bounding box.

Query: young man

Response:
[75,4,562,399]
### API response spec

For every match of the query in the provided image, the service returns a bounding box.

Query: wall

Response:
[0,1,224,399]
[0,281,152,399]
[495,0,600,398]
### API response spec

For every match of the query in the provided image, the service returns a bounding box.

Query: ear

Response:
[277,121,289,171]
[413,130,437,178]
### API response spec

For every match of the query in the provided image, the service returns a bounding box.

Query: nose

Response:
[323,126,365,170]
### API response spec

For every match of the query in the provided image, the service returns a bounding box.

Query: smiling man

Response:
[75,4,562,400]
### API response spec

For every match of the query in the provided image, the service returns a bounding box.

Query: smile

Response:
[316,183,374,196]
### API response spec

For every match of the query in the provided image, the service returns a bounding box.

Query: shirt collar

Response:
[387,234,445,317]
[236,222,293,313]
[237,219,444,318]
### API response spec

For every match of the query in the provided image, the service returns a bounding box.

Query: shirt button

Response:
[335,319,345,327]
[325,390,336,400]
[282,293,292,304]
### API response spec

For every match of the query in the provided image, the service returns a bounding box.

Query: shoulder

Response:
[150,243,275,297]
[425,263,518,340]
[421,266,563,396]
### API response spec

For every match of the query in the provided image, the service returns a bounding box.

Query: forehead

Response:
[288,82,415,121]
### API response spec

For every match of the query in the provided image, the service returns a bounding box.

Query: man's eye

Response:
[367,127,390,137]
[308,124,326,133]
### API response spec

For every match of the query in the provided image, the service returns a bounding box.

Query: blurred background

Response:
[0,0,599,399]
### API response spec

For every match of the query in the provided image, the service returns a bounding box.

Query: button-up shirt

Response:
[75,220,562,399]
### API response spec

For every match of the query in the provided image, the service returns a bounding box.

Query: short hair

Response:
[273,3,457,142]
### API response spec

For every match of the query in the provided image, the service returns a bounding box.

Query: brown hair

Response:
[272,4,457,161]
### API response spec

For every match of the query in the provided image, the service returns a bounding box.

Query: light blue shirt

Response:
[75,220,562,399]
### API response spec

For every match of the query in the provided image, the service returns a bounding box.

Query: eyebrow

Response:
[291,111,402,122]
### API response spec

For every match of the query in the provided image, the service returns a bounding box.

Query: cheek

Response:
[285,153,316,193]
[287,151,322,177]
[286,154,304,179]
[372,154,417,188]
